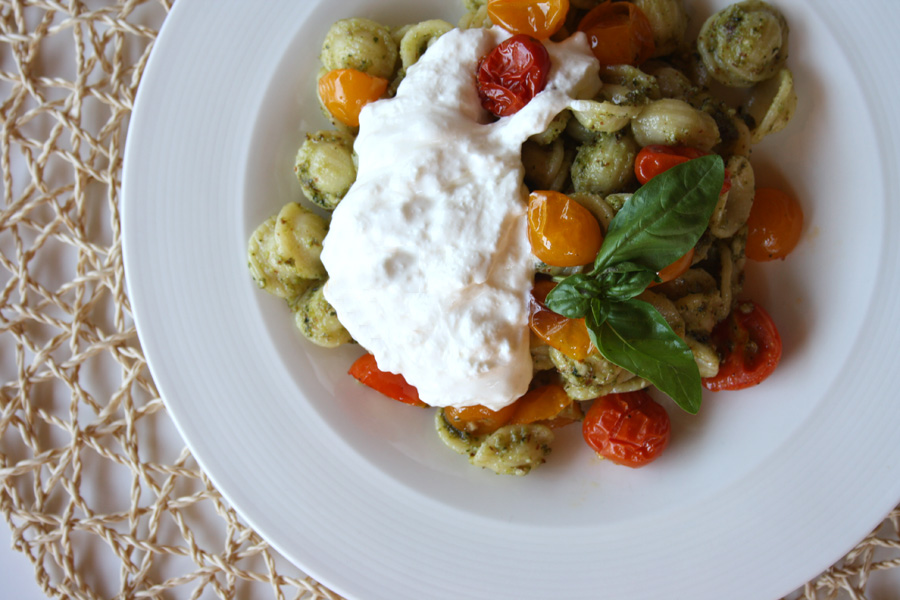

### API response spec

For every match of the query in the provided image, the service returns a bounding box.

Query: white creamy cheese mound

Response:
[321,27,600,410]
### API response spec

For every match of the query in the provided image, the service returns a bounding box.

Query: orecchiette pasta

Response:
[697,0,789,87]
[632,0,689,57]
[272,202,329,280]
[708,155,755,238]
[247,216,315,300]
[398,20,453,72]
[320,18,399,80]
[294,131,357,210]
[571,131,638,194]
[630,98,721,150]
[291,282,352,348]
[746,67,798,143]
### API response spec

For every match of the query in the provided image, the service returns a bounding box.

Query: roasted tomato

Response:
[527,190,603,267]
[745,187,804,261]
[476,34,551,117]
[317,68,389,127]
[487,0,570,39]
[444,402,518,436]
[634,145,732,194]
[582,390,670,467]
[651,248,694,286]
[348,353,425,406]
[703,301,783,391]
[576,1,655,67]
[529,279,595,361]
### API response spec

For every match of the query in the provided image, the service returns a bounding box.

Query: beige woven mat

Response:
[0,1,898,598]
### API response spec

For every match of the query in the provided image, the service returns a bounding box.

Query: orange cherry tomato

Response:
[477,34,551,117]
[582,390,670,467]
[527,190,603,267]
[745,188,804,261]
[487,0,570,39]
[348,353,425,406]
[702,301,782,391]
[651,248,694,286]
[529,279,596,361]
[576,1,655,67]
[444,402,518,436]
[634,145,732,194]
[318,68,389,127]
[509,383,572,425]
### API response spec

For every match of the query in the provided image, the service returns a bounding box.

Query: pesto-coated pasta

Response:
[522,138,569,191]
[631,98,721,150]
[632,0,689,57]
[294,131,357,210]
[320,18,399,80]
[398,20,454,72]
[247,216,315,300]
[569,99,641,135]
[272,201,329,280]
[709,155,755,238]
[697,0,789,87]
[571,131,638,194]
[746,67,798,143]
[291,282,352,348]
[471,424,554,475]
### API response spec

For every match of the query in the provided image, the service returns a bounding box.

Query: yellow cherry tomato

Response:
[527,190,603,267]
[317,68,389,127]
[487,0,570,39]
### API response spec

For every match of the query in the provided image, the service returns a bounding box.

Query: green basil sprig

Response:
[545,155,725,414]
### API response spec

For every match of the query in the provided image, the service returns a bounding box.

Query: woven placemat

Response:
[1,1,898,598]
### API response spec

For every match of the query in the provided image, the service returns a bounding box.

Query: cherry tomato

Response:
[317,68,389,127]
[487,0,570,39]
[634,145,732,194]
[576,1,655,67]
[529,279,596,361]
[702,301,782,391]
[348,353,425,406]
[509,383,572,425]
[651,248,694,286]
[745,188,804,261]
[444,402,518,436]
[527,190,603,267]
[582,390,670,467]
[476,34,551,117]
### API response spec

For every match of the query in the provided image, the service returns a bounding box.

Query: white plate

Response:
[122,1,900,598]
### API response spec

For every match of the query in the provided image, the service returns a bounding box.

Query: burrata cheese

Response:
[321,27,600,410]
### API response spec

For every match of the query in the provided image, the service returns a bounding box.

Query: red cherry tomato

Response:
[487,0,570,39]
[476,34,551,117]
[582,390,670,467]
[348,353,425,406]
[634,145,732,194]
[576,1,655,67]
[527,190,604,267]
[702,301,782,391]
[651,248,694,286]
[529,279,596,361]
[745,188,804,261]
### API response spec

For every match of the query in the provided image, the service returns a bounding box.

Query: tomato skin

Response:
[582,391,670,467]
[477,34,551,117]
[651,248,694,286]
[529,279,596,360]
[634,145,732,194]
[702,301,783,391]
[487,0,570,39]
[527,190,603,267]
[577,1,655,67]
[444,402,518,436]
[348,353,425,406]
[509,383,572,425]
[318,68,389,127]
[745,188,804,261]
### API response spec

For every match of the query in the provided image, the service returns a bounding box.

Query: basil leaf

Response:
[588,297,610,330]
[546,274,605,318]
[594,155,724,273]
[588,299,702,414]
[596,262,660,301]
